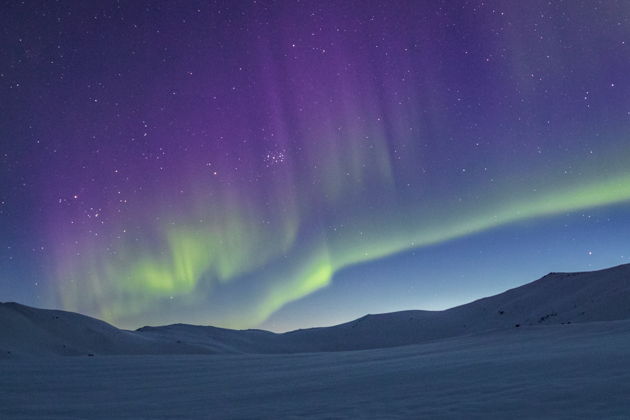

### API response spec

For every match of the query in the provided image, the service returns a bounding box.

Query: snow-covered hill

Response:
[0,302,218,356]
[281,263,630,351]
[2,263,630,356]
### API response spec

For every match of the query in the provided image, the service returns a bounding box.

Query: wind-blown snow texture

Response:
[2,321,630,418]
[1,264,630,418]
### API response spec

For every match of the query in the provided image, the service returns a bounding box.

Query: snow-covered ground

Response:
[2,320,630,419]
[2,264,630,418]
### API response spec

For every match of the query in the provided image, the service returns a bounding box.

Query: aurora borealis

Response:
[2,0,630,331]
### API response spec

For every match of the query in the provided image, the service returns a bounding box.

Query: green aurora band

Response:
[54,144,630,329]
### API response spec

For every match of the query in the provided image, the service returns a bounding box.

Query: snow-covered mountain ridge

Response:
[2,263,630,356]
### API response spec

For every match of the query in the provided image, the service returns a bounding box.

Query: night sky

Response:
[2,0,630,331]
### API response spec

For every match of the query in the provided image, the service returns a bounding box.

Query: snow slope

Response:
[0,302,215,356]
[2,320,630,419]
[2,263,630,355]
[280,262,630,351]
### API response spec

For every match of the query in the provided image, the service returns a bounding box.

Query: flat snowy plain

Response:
[2,320,630,419]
